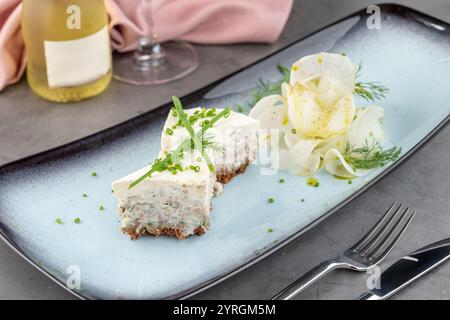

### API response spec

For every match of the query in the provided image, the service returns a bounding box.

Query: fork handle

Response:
[272,259,347,300]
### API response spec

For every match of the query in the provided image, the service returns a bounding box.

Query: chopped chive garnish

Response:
[306,177,320,188]
[268,197,275,204]
[301,199,305,202]
[55,218,63,225]
[291,129,297,134]
[165,128,174,135]
[99,205,105,211]
[129,98,231,189]
[91,172,97,177]
[279,178,285,184]
[74,217,81,224]
[190,165,201,173]
[82,193,88,198]
[267,228,274,233]
[348,180,353,185]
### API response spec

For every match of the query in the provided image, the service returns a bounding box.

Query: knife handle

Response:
[272,259,347,300]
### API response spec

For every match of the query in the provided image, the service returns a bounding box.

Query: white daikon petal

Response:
[293,139,321,165]
[317,134,347,155]
[290,53,356,106]
[347,105,384,148]
[283,124,317,150]
[325,94,356,135]
[290,151,322,176]
[271,139,320,171]
[249,94,282,119]
[283,131,298,150]
[251,95,288,131]
[324,148,370,179]
[287,85,355,139]
[287,85,321,135]
[281,82,292,97]
[274,148,298,171]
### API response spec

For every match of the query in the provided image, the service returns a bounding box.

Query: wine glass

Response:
[113,0,200,85]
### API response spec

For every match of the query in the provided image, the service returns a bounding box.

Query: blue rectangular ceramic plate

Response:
[1,4,449,300]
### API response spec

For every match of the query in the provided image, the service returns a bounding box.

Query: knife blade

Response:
[358,238,450,300]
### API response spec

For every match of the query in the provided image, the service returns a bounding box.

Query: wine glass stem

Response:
[135,0,164,67]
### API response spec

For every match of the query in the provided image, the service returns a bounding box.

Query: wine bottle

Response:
[22,0,112,103]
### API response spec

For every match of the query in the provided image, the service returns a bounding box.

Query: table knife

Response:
[358,238,450,300]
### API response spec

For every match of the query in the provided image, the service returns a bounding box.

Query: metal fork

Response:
[272,202,416,300]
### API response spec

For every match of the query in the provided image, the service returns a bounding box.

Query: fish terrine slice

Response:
[112,151,217,240]
[161,107,260,183]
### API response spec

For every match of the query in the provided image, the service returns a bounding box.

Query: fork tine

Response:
[352,202,401,252]
[368,210,416,262]
[361,205,410,255]
[362,206,411,256]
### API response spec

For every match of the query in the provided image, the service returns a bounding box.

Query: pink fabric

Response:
[0,0,293,92]
[0,0,25,91]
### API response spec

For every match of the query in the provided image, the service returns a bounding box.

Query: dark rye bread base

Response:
[216,162,249,184]
[123,225,206,241]
[122,161,250,240]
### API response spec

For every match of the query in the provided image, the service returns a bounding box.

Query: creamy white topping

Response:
[161,107,260,175]
[112,109,261,239]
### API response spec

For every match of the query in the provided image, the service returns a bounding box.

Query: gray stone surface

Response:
[0,0,449,300]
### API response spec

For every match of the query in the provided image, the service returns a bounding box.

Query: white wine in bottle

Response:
[22,0,112,103]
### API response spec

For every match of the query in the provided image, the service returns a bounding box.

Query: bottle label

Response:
[44,26,111,88]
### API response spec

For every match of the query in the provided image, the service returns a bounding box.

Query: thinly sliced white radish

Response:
[324,148,370,178]
[287,85,355,139]
[271,139,320,172]
[347,105,384,148]
[251,96,287,131]
[248,94,283,119]
[290,53,356,106]
[290,150,322,176]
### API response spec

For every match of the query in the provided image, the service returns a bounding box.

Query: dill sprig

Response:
[129,98,231,189]
[354,63,389,102]
[236,64,290,113]
[343,139,402,170]
[355,82,389,101]
[186,133,224,155]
